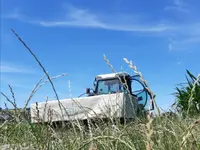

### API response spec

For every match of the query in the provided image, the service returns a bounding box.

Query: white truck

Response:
[30,72,154,124]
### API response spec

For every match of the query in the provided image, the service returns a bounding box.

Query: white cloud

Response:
[40,6,105,28]
[0,62,34,74]
[2,3,200,51]
[168,25,200,51]
[39,7,172,33]
[2,8,25,21]
[39,21,171,32]
[3,6,172,33]
[164,0,189,13]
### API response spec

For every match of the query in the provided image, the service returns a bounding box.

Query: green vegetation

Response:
[173,70,200,117]
[0,30,199,150]
[0,115,199,150]
[1,69,199,150]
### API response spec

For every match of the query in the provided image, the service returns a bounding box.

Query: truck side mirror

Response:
[86,88,90,94]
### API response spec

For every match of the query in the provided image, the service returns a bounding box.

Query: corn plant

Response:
[173,70,200,117]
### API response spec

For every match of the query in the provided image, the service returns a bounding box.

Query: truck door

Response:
[131,75,154,111]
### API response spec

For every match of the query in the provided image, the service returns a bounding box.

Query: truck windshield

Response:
[96,79,124,94]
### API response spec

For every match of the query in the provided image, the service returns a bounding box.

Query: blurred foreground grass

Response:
[0,114,200,150]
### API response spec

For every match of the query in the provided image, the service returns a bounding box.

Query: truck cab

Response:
[86,72,154,112]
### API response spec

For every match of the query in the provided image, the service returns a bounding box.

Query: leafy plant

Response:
[173,70,200,117]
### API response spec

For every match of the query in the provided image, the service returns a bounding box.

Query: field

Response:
[0,30,200,150]
[0,108,200,150]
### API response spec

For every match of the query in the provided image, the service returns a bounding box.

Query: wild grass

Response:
[0,113,200,150]
[0,29,200,150]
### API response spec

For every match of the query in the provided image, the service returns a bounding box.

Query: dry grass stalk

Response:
[181,74,200,149]
[103,55,137,119]
[0,92,20,122]
[10,29,66,118]
[123,58,160,116]
[10,29,60,101]
[123,58,155,150]
[181,119,200,149]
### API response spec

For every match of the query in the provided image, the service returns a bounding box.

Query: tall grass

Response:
[0,111,200,149]
[0,29,200,150]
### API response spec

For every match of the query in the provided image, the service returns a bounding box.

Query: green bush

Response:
[173,70,200,117]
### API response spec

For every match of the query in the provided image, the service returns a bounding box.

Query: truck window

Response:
[97,79,124,94]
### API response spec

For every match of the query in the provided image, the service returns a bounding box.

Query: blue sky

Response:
[0,0,200,111]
